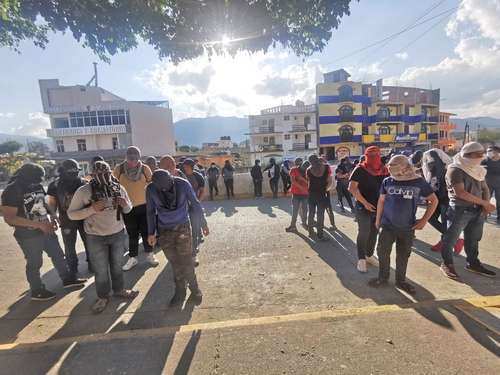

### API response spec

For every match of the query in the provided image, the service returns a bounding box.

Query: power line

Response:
[323,5,458,67]
[355,0,449,73]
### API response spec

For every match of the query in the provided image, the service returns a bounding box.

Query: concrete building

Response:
[316,69,440,160]
[247,100,317,164]
[40,79,175,173]
[202,136,234,152]
[438,112,458,152]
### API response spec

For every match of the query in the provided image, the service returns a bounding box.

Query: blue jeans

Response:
[290,195,308,227]
[441,206,484,266]
[86,230,126,298]
[15,233,71,292]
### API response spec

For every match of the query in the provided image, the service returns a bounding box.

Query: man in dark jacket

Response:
[206,163,220,200]
[146,170,209,305]
[47,159,91,274]
[263,158,280,199]
[250,160,263,198]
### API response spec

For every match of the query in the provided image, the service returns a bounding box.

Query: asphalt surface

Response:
[0,197,499,374]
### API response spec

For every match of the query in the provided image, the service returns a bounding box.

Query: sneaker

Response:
[63,277,87,289]
[31,289,56,301]
[431,241,443,252]
[366,256,379,267]
[122,257,138,271]
[114,289,139,299]
[454,238,465,255]
[357,259,367,273]
[193,256,200,267]
[188,288,203,305]
[440,263,459,279]
[465,263,496,278]
[285,226,297,232]
[146,253,159,267]
[368,278,388,288]
[396,281,416,294]
[170,290,187,306]
[92,298,109,314]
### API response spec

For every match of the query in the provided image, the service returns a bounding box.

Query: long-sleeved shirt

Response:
[67,183,132,236]
[146,177,204,235]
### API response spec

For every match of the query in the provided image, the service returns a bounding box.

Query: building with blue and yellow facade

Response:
[316,69,440,160]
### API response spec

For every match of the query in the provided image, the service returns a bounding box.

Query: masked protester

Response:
[264,158,280,199]
[68,161,138,313]
[349,146,389,273]
[482,145,500,224]
[145,156,158,172]
[285,157,308,232]
[439,142,496,279]
[281,160,292,195]
[221,160,235,199]
[335,157,355,212]
[368,155,438,294]
[47,159,91,274]
[206,162,220,200]
[1,163,86,301]
[114,146,158,271]
[250,160,263,198]
[306,154,334,241]
[146,169,208,306]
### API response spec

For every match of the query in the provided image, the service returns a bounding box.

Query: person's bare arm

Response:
[413,193,438,230]
[349,181,375,211]
[1,206,53,233]
[46,195,57,214]
[375,194,385,228]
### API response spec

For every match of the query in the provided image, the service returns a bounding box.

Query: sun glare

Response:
[221,35,231,46]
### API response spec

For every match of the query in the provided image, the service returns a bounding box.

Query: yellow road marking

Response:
[1,295,499,352]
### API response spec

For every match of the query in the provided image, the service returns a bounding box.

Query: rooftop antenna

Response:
[86,62,98,87]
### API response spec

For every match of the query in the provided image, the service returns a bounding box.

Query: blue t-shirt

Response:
[380,177,434,230]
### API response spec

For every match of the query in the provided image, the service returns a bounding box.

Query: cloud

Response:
[138,51,324,120]
[394,52,409,61]
[389,0,500,117]
[0,112,15,118]
[0,112,50,137]
[168,65,215,93]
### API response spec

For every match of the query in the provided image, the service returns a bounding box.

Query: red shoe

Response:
[431,241,443,252]
[454,238,465,255]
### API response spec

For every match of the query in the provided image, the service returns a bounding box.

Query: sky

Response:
[1,0,499,138]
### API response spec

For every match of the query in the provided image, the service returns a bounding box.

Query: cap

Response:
[61,159,81,172]
[183,158,195,167]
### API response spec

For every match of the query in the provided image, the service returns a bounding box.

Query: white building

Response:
[202,136,234,152]
[39,79,175,173]
[248,100,317,164]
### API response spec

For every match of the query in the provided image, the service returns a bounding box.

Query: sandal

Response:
[92,298,109,314]
[114,289,139,299]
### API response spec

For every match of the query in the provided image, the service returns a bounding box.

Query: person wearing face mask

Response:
[482,145,500,224]
[47,159,91,274]
[349,146,390,273]
[440,142,496,279]
[114,146,157,271]
[1,163,86,301]
[146,169,208,306]
[285,157,308,232]
[68,161,138,313]
[264,158,280,199]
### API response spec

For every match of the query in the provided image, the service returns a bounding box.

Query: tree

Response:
[27,140,50,155]
[0,140,23,154]
[190,146,200,153]
[1,0,355,63]
[178,145,191,153]
[478,129,500,145]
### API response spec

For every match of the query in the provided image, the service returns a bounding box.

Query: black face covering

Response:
[11,163,45,189]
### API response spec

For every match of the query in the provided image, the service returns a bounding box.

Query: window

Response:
[69,109,129,128]
[269,136,275,145]
[362,124,369,135]
[284,134,290,140]
[112,137,119,150]
[54,118,69,129]
[439,130,445,138]
[422,108,429,122]
[377,107,391,121]
[268,118,275,127]
[294,134,298,140]
[284,115,290,121]
[56,140,64,153]
[404,124,409,134]
[339,125,354,142]
[421,124,428,133]
[339,85,353,100]
[262,119,268,126]
[77,139,87,152]
[379,126,391,135]
[304,116,311,128]
[339,105,354,121]
[294,116,297,120]
[263,137,269,143]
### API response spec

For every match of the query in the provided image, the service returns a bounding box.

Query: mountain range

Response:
[453,117,500,131]
[0,133,52,151]
[175,116,248,146]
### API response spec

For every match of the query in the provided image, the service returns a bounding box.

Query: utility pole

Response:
[86,62,99,87]
[463,121,470,146]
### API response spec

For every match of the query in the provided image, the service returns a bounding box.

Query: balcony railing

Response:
[291,125,308,132]
[255,144,283,152]
[47,125,127,137]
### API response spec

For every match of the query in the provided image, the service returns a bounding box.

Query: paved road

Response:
[0,198,499,374]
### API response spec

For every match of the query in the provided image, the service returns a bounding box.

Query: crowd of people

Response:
[1,147,209,313]
[1,142,498,312]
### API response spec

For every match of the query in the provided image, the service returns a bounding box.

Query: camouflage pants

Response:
[158,223,198,291]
